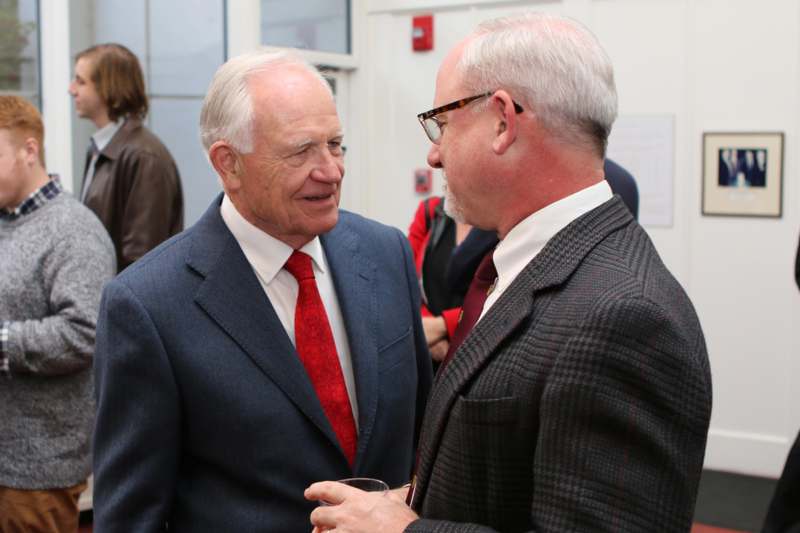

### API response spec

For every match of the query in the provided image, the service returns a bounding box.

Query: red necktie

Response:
[442,250,497,367]
[284,251,357,466]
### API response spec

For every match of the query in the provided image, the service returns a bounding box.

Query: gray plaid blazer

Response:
[407,197,712,533]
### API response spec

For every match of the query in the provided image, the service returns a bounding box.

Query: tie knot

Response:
[284,250,315,281]
[90,138,99,156]
[475,251,497,283]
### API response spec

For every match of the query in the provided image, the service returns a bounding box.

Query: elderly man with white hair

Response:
[92,51,432,532]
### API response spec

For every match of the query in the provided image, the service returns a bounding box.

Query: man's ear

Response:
[208,141,242,190]
[490,90,519,155]
[21,137,40,166]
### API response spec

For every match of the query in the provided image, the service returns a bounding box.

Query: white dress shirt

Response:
[81,118,124,201]
[481,181,613,320]
[220,195,358,426]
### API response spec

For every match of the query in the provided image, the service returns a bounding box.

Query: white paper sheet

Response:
[606,115,675,227]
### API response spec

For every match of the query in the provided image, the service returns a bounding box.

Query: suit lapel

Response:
[320,219,378,470]
[412,197,633,508]
[187,197,343,452]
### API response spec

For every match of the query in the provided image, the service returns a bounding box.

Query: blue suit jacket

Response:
[93,196,433,532]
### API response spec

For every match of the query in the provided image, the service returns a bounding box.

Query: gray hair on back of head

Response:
[459,12,618,157]
[199,49,331,154]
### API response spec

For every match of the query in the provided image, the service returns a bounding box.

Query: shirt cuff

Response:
[0,321,9,375]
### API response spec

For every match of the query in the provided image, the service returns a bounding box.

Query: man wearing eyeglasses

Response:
[92,51,432,532]
[307,12,711,533]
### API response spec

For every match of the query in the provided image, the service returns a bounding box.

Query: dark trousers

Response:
[763,431,800,533]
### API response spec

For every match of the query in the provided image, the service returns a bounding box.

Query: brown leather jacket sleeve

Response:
[118,152,183,270]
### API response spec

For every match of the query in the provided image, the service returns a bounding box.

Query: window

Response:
[0,0,39,105]
[70,0,226,224]
[261,0,350,55]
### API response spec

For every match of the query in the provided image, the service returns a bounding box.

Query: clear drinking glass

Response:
[318,477,389,505]
[337,477,389,492]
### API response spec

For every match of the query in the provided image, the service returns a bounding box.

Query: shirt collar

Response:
[219,194,326,283]
[92,118,125,153]
[0,175,63,221]
[493,180,612,291]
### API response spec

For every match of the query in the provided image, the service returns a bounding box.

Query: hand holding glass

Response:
[318,477,388,506]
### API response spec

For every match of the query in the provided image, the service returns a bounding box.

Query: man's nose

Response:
[427,143,442,169]
[310,149,344,182]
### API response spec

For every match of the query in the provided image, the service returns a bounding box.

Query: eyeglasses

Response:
[417,91,524,144]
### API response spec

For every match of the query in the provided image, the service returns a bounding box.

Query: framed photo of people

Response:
[702,132,784,217]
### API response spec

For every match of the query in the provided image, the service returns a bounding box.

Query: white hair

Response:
[199,50,331,154]
[459,12,618,156]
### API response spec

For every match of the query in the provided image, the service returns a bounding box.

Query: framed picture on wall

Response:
[702,132,784,217]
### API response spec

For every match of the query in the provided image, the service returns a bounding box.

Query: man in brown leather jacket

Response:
[69,43,183,272]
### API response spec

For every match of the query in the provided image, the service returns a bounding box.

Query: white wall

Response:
[358,0,800,478]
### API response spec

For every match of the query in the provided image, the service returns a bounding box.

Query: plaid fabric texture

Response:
[0,177,62,221]
[407,197,712,533]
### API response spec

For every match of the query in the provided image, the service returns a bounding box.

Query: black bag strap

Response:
[423,197,437,231]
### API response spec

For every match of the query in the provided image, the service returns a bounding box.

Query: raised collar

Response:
[0,175,63,221]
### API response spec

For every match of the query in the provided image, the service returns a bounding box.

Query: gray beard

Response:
[442,174,466,223]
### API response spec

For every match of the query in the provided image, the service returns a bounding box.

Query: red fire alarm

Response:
[412,14,434,51]
[414,168,432,194]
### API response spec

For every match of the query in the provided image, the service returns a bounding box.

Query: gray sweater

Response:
[0,191,115,489]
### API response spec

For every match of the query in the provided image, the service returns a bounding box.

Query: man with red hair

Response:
[0,95,115,532]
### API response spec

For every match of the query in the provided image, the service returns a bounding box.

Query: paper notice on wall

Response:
[606,115,675,227]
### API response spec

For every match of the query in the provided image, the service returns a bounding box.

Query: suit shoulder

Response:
[336,210,405,244]
[115,226,192,285]
[331,211,412,273]
[580,221,700,328]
